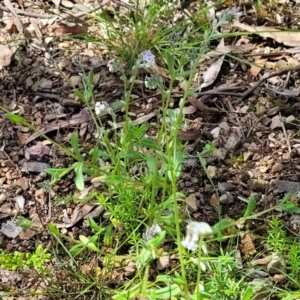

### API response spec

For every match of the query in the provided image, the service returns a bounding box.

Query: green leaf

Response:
[112,282,142,300]
[87,70,94,90]
[280,201,300,214]
[164,51,174,78]
[139,138,159,150]
[46,167,73,182]
[241,286,254,300]
[74,162,84,190]
[73,89,86,102]
[176,70,192,78]
[148,284,181,299]
[123,150,144,160]
[173,271,187,286]
[90,147,100,165]
[48,224,60,236]
[146,155,156,175]
[212,218,233,238]
[69,244,83,256]
[15,216,32,228]
[96,150,113,159]
[6,113,25,124]
[243,194,256,218]
[104,224,113,246]
[88,217,103,232]
[156,275,173,284]
[71,132,82,160]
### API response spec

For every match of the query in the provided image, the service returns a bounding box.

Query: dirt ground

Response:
[1,0,300,298]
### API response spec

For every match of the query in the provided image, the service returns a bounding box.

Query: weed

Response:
[2,1,300,299]
[0,245,50,272]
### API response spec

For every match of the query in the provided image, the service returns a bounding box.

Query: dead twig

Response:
[279,112,292,157]
[0,4,54,18]
[197,64,300,102]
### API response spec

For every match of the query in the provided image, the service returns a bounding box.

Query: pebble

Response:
[157,254,170,270]
[271,162,283,174]
[185,193,198,212]
[207,166,217,178]
[0,194,6,204]
[267,254,286,275]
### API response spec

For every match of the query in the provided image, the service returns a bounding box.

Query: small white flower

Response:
[107,59,118,72]
[95,101,109,115]
[181,222,212,251]
[144,224,162,241]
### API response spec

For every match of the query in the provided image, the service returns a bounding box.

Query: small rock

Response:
[70,75,81,87]
[21,162,50,173]
[267,254,286,275]
[218,122,230,134]
[285,115,299,128]
[210,194,219,208]
[271,162,283,174]
[248,179,270,192]
[243,152,253,161]
[185,193,198,212]
[224,134,241,150]
[25,77,34,89]
[207,166,217,178]
[19,229,37,240]
[270,115,282,129]
[272,274,286,283]
[0,221,22,238]
[15,195,25,210]
[157,254,170,270]
[210,127,220,139]
[40,78,53,89]
[219,194,227,204]
[218,182,235,193]
[124,266,135,276]
[212,148,227,160]
[61,0,74,8]
[15,177,29,190]
[0,194,6,204]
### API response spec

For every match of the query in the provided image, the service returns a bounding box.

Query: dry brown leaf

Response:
[251,256,272,266]
[25,144,50,160]
[35,188,46,205]
[233,21,300,47]
[4,0,23,33]
[188,97,220,113]
[64,204,96,228]
[284,56,300,66]
[177,129,201,141]
[200,55,224,90]
[26,109,92,144]
[50,21,87,36]
[0,44,13,67]
[241,234,257,255]
[250,58,267,76]
[116,112,156,128]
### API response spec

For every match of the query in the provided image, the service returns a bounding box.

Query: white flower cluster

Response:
[181,221,212,251]
[95,101,109,116]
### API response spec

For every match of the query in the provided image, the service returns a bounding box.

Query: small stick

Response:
[196,64,300,102]
[279,112,292,157]
[0,4,54,18]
